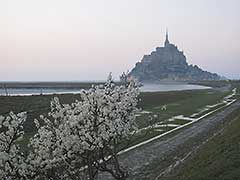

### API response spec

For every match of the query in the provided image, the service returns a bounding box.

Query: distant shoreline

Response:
[0,80,228,88]
[0,83,212,96]
[0,80,231,97]
[0,81,105,89]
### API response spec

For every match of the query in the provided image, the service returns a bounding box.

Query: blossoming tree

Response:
[0,75,139,180]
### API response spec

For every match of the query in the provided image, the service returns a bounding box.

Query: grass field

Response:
[137,89,230,128]
[162,106,240,180]
[0,80,239,151]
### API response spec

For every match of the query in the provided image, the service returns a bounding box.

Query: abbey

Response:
[129,31,221,82]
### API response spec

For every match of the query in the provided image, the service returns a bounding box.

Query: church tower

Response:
[164,29,170,47]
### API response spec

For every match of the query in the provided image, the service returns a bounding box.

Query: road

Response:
[98,100,240,180]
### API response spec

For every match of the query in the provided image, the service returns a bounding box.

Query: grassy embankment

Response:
[162,106,240,180]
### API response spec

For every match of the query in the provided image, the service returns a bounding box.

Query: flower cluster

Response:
[0,112,27,179]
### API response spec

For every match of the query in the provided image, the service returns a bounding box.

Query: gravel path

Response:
[98,100,240,180]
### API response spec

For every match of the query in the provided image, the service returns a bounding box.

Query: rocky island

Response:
[129,31,221,82]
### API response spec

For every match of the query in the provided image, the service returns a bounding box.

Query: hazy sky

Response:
[1,0,239,81]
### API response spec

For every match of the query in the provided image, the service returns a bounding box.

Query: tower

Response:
[164,29,170,47]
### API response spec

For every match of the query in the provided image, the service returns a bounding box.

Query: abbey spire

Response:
[164,29,170,47]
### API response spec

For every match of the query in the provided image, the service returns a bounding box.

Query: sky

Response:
[0,0,240,81]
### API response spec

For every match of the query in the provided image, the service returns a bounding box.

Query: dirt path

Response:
[98,100,240,180]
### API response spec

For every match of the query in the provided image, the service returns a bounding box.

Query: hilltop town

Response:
[130,32,221,82]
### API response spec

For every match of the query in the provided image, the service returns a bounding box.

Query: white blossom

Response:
[0,112,27,179]
[0,76,139,180]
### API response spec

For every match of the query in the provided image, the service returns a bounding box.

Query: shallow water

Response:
[0,88,79,96]
[140,83,211,92]
[0,83,210,96]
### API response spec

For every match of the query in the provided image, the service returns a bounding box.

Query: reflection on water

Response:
[0,84,211,96]
[140,83,211,92]
[0,88,79,96]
